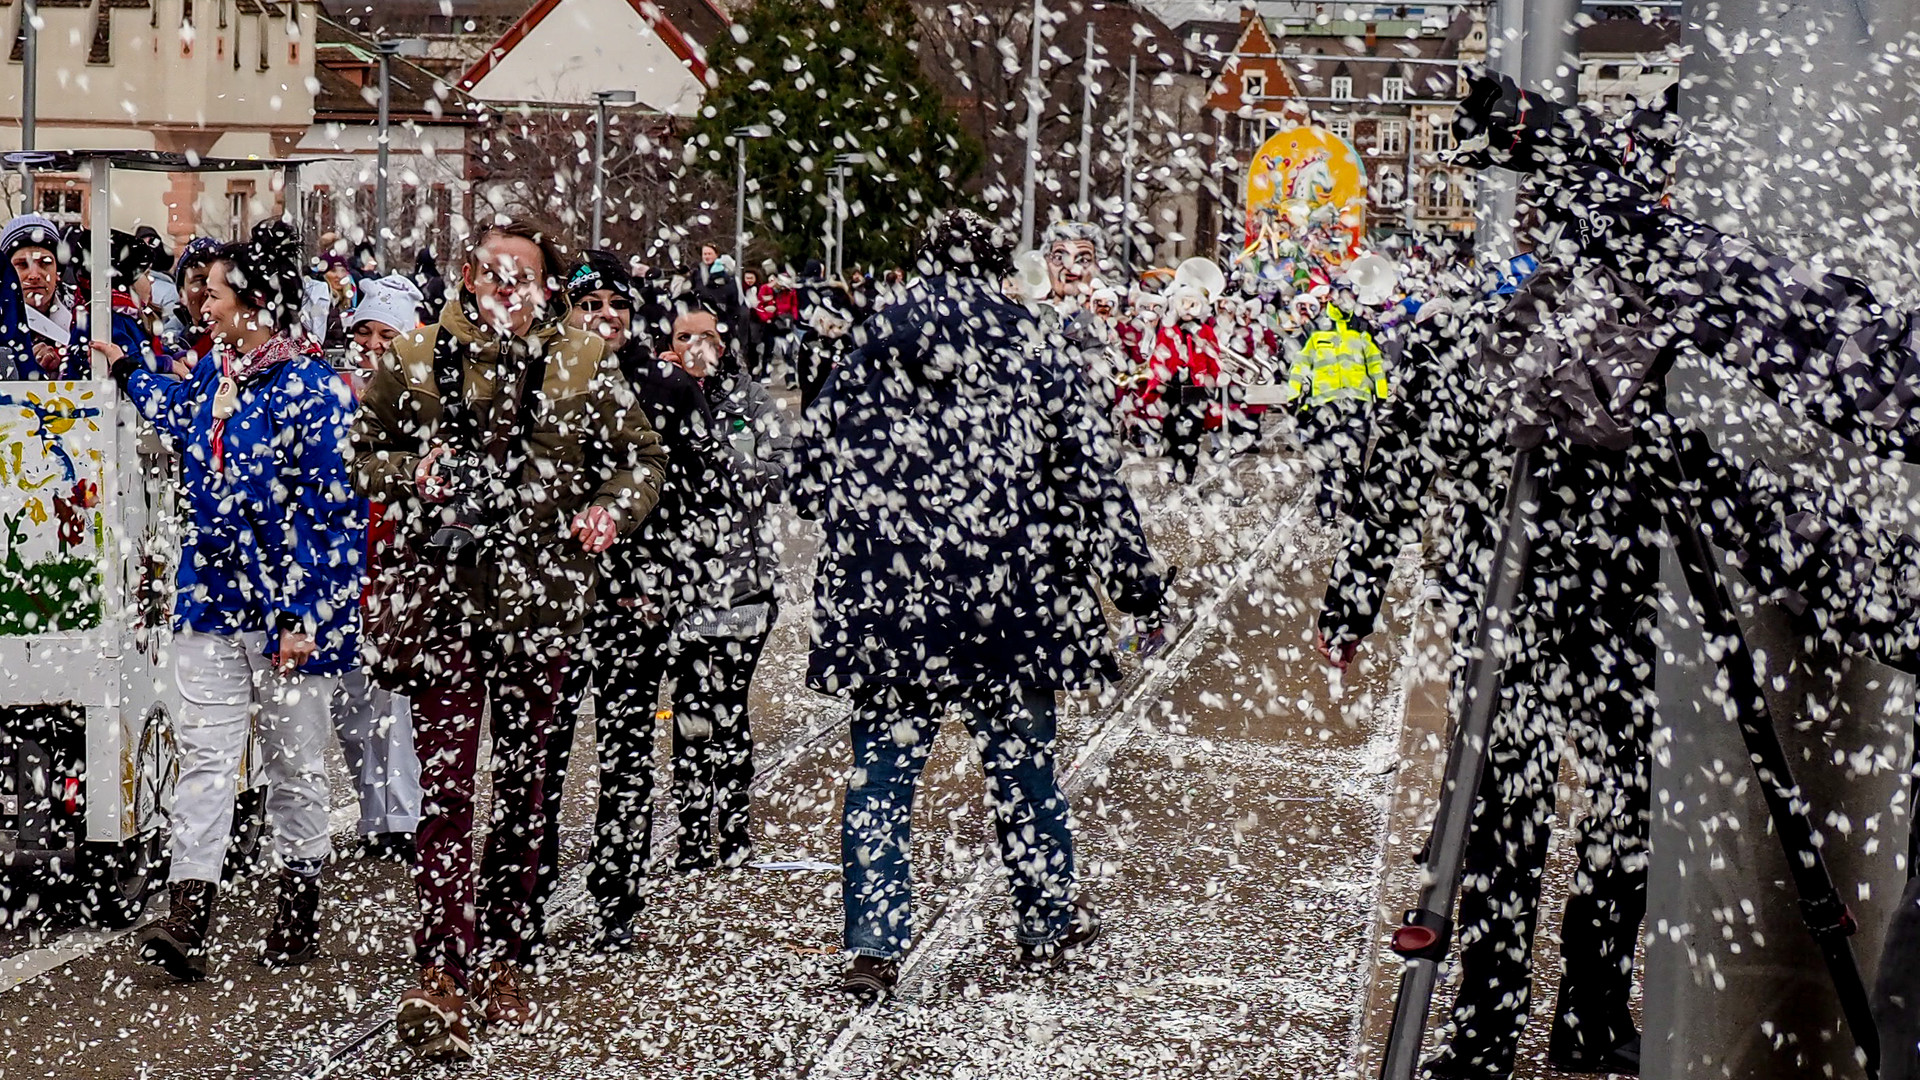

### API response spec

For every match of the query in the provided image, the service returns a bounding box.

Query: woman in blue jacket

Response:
[99,222,363,982]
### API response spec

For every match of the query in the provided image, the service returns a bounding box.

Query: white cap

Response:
[347,274,424,333]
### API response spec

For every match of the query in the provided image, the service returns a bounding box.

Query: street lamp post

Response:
[19,0,35,209]
[1077,21,1096,222]
[831,153,862,280]
[374,40,401,273]
[1119,51,1137,278]
[732,125,770,307]
[591,89,638,250]
[1018,0,1046,251]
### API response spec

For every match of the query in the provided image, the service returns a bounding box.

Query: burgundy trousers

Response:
[409,636,568,983]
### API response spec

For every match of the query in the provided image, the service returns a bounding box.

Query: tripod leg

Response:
[1661,467,1883,1079]
[1378,448,1542,1080]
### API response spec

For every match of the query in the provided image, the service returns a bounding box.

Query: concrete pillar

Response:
[1647,8,1920,1076]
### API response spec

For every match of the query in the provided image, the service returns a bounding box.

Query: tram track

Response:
[288,451,1286,1078]
[260,449,1294,1080]
[0,446,1286,1078]
[805,479,1308,1076]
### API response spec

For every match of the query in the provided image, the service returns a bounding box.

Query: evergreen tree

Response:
[692,0,982,271]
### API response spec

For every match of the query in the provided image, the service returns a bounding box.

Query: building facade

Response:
[0,0,317,246]
[295,13,476,267]
[1193,4,1680,252]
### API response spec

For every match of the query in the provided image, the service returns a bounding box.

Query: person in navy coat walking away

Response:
[101,222,364,982]
[794,210,1168,998]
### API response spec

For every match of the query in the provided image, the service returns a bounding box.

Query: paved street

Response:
[0,442,1444,1079]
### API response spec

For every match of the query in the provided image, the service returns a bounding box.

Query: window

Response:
[1382,76,1405,103]
[1447,171,1473,214]
[1327,117,1353,142]
[1428,112,1456,152]
[1243,72,1266,106]
[227,182,254,240]
[430,185,453,238]
[1421,170,1448,214]
[38,188,83,228]
[1378,120,1405,155]
[1377,167,1404,206]
[1330,75,1353,101]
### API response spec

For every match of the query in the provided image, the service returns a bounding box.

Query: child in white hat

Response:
[334,271,426,862]
[343,274,424,394]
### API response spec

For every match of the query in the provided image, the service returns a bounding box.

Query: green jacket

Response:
[349,297,668,652]
[1286,307,1389,407]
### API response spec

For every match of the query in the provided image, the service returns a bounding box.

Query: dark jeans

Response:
[1161,394,1207,484]
[841,681,1075,961]
[532,602,771,931]
[409,637,567,983]
[1875,872,1920,1080]
[1434,603,1653,1077]
[670,619,772,865]
[1298,400,1369,519]
[534,611,669,934]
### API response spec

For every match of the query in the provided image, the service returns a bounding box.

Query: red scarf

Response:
[209,335,303,473]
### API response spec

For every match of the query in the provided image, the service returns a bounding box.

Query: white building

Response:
[295,14,474,267]
[456,0,720,115]
[0,0,316,247]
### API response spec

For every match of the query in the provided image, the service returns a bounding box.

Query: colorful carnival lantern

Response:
[1242,125,1369,270]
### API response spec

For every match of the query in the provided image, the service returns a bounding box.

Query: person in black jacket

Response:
[794,210,1167,998]
[1320,286,1657,1079]
[529,250,728,952]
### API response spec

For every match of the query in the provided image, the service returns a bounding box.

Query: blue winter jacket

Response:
[792,275,1164,694]
[123,343,364,674]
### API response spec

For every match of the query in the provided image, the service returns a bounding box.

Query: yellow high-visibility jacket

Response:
[1286,307,1389,407]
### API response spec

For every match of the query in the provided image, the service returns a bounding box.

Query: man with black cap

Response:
[524,249,727,952]
[0,214,161,380]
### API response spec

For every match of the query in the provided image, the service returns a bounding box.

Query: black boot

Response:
[260,868,321,968]
[138,880,216,981]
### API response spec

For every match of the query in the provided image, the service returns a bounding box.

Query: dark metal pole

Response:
[375,43,393,273]
[1077,21,1095,220]
[1120,51,1136,279]
[734,136,745,307]
[20,0,36,210]
[1018,0,1044,250]
[1377,449,1540,1080]
[591,95,609,249]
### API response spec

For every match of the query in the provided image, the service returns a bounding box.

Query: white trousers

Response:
[169,630,337,884]
[329,668,422,835]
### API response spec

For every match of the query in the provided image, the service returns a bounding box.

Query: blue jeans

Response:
[842,681,1076,961]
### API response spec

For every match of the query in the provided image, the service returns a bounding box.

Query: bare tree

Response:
[913,0,1227,264]
[466,102,733,270]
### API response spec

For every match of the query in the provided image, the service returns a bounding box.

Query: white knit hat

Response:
[346,274,424,332]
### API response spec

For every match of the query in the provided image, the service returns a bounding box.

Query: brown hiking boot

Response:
[476,960,536,1030]
[396,966,474,1062]
[137,880,216,982]
[259,869,321,968]
[1018,898,1103,970]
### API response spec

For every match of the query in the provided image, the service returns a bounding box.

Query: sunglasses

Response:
[578,296,634,314]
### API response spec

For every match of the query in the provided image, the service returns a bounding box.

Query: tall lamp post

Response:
[1119,51,1137,278]
[732,125,770,306]
[373,38,427,273]
[1018,0,1046,250]
[590,89,638,250]
[830,153,863,280]
[19,0,36,210]
[1077,20,1097,222]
